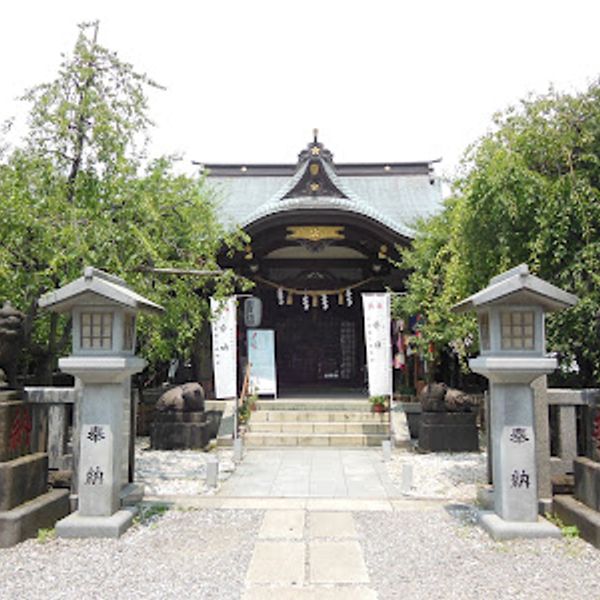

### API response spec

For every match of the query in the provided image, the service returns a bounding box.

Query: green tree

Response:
[0,22,247,383]
[398,81,600,386]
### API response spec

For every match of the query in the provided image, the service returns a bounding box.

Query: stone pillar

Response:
[532,376,552,508]
[55,357,146,539]
[490,383,538,522]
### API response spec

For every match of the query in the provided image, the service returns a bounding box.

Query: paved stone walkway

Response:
[243,508,376,600]
[216,449,396,598]
[218,448,399,499]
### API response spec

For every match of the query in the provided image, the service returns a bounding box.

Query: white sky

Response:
[1,0,599,179]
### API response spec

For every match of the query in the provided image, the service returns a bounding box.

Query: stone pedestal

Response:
[55,357,145,539]
[150,410,221,450]
[489,383,538,522]
[418,412,479,452]
[471,358,561,539]
[0,390,69,547]
[151,411,209,450]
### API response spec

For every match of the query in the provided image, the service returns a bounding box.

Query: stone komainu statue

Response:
[155,382,205,413]
[418,382,475,412]
[0,301,25,389]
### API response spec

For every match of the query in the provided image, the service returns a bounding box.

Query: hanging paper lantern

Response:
[276,287,284,306]
[312,295,319,308]
[321,294,329,311]
[302,294,310,311]
[338,292,344,306]
[286,292,293,305]
[345,288,353,307]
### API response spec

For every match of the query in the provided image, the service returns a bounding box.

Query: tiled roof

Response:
[204,141,443,238]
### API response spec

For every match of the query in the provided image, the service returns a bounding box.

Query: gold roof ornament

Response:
[286,226,345,242]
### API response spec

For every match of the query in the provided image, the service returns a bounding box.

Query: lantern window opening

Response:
[81,312,113,350]
[500,310,535,350]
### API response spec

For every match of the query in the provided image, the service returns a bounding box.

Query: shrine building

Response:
[202,133,443,392]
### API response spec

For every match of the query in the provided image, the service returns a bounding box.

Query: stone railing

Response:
[547,388,600,478]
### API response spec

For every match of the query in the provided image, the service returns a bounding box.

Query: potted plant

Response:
[369,395,388,413]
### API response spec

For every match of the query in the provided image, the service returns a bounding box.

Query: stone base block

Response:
[150,421,209,450]
[56,507,137,539]
[0,488,70,548]
[553,494,600,549]
[0,452,49,510]
[476,485,494,510]
[120,482,144,506]
[574,457,600,511]
[153,411,207,423]
[479,511,561,541]
[418,412,479,452]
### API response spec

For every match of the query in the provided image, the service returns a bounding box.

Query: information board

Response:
[247,329,277,397]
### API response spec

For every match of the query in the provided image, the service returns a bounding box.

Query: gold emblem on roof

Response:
[286,226,345,242]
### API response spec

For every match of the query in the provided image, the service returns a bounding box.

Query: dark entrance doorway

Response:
[257,286,365,389]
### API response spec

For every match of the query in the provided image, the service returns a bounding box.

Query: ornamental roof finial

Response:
[313,128,319,144]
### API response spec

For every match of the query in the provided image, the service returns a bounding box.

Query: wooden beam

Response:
[135,266,223,277]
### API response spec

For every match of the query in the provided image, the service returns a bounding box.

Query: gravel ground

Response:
[356,507,600,600]
[386,449,487,501]
[134,437,235,495]
[3,447,599,599]
[0,509,262,600]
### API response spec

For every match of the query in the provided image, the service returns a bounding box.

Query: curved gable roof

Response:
[201,137,443,239]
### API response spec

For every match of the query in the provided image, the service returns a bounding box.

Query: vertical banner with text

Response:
[210,296,237,399]
[362,292,392,398]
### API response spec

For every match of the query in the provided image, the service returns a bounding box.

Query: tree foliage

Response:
[0,22,247,383]
[397,81,600,385]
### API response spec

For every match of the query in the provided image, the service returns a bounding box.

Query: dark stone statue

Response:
[417,382,480,452]
[155,382,205,413]
[0,302,25,389]
[418,382,474,413]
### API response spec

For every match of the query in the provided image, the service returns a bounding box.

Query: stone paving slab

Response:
[243,587,377,600]
[309,540,370,584]
[259,510,305,539]
[309,511,358,538]
[246,541,305,585]
[142,493,444,512]
[218,448,400,500]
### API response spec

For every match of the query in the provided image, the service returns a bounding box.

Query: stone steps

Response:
[249,421,389,435]
[250,410,388,424]
[244,432,389,447]
[245,396,390,448]
[255,399,373,412]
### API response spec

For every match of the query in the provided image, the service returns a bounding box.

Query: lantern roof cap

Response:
[38,267,164,315]
[452,264,578,314]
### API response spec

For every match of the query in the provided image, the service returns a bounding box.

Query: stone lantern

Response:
[39,267,163,538]
[453,264,577,539]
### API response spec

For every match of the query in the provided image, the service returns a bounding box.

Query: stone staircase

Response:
[244,397,390,447]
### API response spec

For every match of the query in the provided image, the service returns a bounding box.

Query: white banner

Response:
[362,292,392,397]
[211,296,237,399]
[247,329,277,397]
